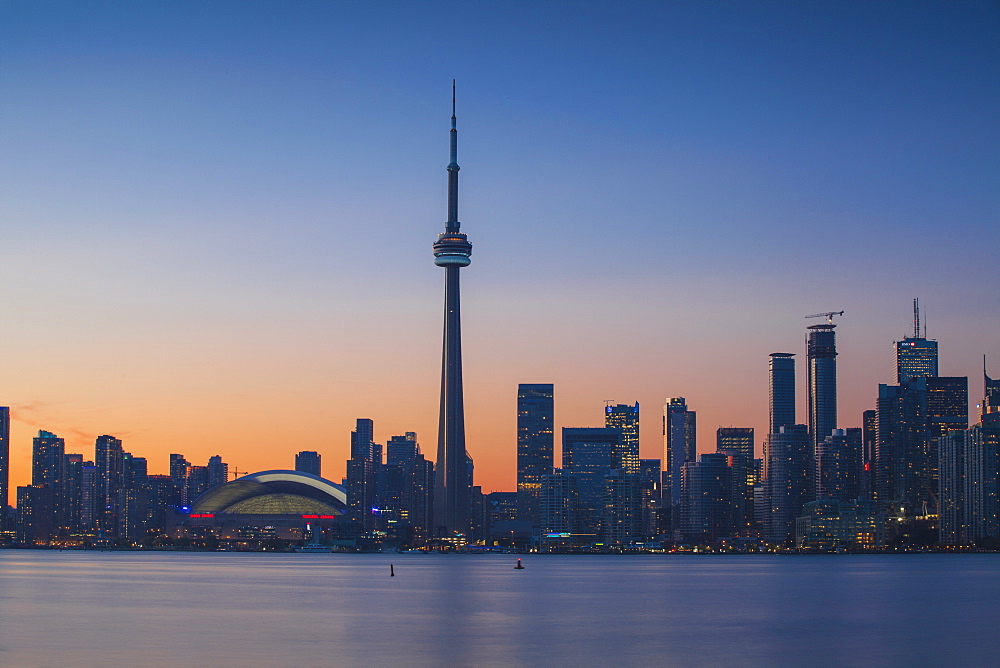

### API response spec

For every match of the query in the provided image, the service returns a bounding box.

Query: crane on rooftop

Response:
[805,311,845,325]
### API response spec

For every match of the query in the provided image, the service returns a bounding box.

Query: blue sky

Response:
[1,0,998,491]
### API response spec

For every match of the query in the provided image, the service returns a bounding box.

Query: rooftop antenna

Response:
[913,298,920,338]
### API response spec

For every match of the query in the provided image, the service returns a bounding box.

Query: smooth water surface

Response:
[1,551,997,666]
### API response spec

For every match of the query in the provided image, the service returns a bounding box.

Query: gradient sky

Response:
[2,1,998,499]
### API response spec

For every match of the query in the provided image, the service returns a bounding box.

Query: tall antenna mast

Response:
[913,298,920,338]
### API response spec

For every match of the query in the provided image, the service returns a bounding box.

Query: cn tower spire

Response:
[433,81,473,537]
[447,79,460,232]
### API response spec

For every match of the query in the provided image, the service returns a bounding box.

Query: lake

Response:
[0,551,996,666]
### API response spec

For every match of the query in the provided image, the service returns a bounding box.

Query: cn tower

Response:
[433,81,473,537]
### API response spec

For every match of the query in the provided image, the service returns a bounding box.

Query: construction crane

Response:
[805,310,844,325]
[230,468,249,480]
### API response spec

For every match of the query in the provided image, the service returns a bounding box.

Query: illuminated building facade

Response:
[680,452,735,544]
[764,424,812,544]
[795,499,877,550]
[517,383,554,526]
[562,427,620,536]
[663,397,696,524]
[0,407,8,512]
[605,402,640,475]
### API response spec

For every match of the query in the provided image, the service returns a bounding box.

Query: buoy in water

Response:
[390,564,395,577]
[514,558,525,569]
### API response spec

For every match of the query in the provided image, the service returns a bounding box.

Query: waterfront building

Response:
[795,499,877,550]
[603,468,640,545]
[79,461,97,530]
[178,470,347,548]
[32,430,66,538]
[433,84,475,538]
[537,470,582,551]
[965,413,1000,542]
[16,485,53,545]
[63,454,84,533]
[938,428,968,545]
[95,435,124,534]
[861,409,877,499]
[815,428,863,502]
[605,402,640,475]
[516,383,554,526]
[769,353,796,434]
[346,418,380,532]
[380,433,434,546]
[638,458,662,538]
[0,407,8,511]
[295,451,322,477]
[680,453,735,544]
[764,424,812,544]
[876,376,968,517]
[807,323,838,448]
[562,427,621,536]
[663,397,696,529]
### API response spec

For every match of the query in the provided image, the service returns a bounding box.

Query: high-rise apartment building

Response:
[347,418,380,532]
[605,402,640,475]
[562,427,621,536]
[815,428,862,502]
[769,353,796,434]
[663,397,696,518]
[95,435,124,534]
[807,323,838,448]
[516,383,554,526]
[295,451,322,477]
[680,453,735,544]
[0,407,9,510]
[764,424,812,544]
[34,430,67,533]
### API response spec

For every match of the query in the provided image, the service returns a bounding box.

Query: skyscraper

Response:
[0,407,9,509]
[895,300,938,384]
[605,402,640,475]
[95,435,124,534]
[562,427,621,536]
[768,353,796,434]
[347,418,379,532]
[764,424,812,544]
[807,322,838,448]
[433,83,474,537]
[663,397,696,515]
[517,384,554,526]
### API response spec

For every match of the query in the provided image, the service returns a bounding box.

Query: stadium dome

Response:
[190,470,347,516]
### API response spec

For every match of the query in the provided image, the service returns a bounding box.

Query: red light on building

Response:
[190,513,215,518]
[301,514,319,519]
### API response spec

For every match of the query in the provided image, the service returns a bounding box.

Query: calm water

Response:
[0,551,997,666]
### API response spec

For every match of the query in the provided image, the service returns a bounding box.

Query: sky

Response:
[2,0,998,500]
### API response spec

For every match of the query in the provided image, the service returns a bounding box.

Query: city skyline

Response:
[2,1,998,495]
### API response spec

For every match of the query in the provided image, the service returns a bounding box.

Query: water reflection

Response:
[0,552,997,666]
